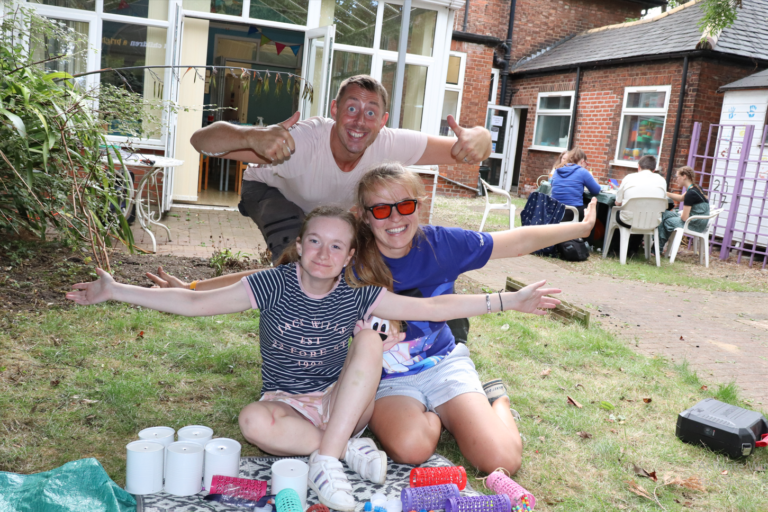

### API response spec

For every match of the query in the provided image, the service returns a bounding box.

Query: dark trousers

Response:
[240,180,305,264]
[562,205,585,223]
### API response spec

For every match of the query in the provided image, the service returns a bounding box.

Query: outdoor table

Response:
[106,154,184,253]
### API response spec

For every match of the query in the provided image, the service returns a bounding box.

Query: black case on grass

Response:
[676,398,768,459]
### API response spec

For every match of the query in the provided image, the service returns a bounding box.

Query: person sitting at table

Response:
[550,148,601,222]
[658,166,710,254]
[610,155,667,258]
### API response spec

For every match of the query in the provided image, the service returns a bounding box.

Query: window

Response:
[250,0,309,25]
[100,21,168,137]
[379,5,436,56]
[381,61,427,131]
[440,52,464,136]
[614,86,671,167]
[488,68,499,105]
[531,91,574,151]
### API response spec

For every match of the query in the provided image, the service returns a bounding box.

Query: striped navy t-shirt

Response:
[241,263,386,396]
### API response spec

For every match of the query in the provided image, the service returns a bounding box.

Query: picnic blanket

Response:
[0,458,135,512]
[135,454,481,512]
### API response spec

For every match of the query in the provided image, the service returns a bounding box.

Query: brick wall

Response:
[440,0,647,197]
[507,57,762,194]
[509,0,643,63]
[436,40,496,197]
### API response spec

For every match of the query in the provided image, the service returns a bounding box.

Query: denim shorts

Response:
[375,344,484,413]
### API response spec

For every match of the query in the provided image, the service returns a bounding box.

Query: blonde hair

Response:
[351,163,428,291]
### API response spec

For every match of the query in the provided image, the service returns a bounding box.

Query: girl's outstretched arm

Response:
[66,268,252,316]
[371,280,561,322]
[489,198,597,259]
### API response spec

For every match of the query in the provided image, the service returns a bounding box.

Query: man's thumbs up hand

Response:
[249,111,299,164]
[448,115,492,165]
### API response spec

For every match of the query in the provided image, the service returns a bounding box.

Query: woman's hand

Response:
[146,266,189,289]
[508,280,561,315]
[66,268,116,305]
[580,197,597,237]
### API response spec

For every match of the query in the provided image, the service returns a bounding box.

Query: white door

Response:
[300,25,336,120]
[485,105,514,189]
[164,2,184,211]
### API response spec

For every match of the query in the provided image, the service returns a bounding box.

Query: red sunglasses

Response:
[365,199,418,220]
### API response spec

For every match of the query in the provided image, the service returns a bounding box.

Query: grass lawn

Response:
[2,298,766,511]
[432,195,768,294]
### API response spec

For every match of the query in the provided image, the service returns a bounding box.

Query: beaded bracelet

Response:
[485,293,491,314]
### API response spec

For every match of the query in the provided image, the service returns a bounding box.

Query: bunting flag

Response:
[244,26,301,56]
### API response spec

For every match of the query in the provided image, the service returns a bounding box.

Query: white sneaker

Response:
[344,437,387,485]
[308,451,355,512]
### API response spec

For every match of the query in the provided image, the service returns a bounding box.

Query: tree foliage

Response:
[667,0,742,41]
[0,7,152,269]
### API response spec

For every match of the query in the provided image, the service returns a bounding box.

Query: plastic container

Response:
[486,471,535,510]
[401,484,460,512]
[409,467,467,490]
[445,495,511,512]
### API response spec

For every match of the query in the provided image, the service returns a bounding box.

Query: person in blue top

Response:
[550,147,601,222]
[353,163,596,475]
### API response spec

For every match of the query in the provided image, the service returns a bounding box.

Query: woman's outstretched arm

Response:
[489,197,597,259]
[372,280,560,322]
[67,268,252,316]
[146,266,262,291]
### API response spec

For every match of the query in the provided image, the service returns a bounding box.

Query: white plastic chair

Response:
[563,205,580,224]
[667,208,723,267]
[479,178,516,231]
[603,195,668,266]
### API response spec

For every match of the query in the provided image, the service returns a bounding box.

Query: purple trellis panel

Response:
[687,122,768,267]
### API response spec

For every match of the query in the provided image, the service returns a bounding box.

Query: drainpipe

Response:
[666,55,689,187]
[463,0,470,32]
[499,0,517,105]
[567,66,581,150]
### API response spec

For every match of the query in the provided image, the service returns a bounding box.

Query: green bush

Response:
[0,8,153,268]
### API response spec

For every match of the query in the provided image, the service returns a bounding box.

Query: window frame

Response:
[439,50,464,136]
[612,84,672,169]
[489,68,499,105]
[529,90,575,153]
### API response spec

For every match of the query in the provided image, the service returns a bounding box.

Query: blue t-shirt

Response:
[550,164,601,207]
[381,225,494,378]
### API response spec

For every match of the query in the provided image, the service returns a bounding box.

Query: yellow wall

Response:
[173,17,209,201]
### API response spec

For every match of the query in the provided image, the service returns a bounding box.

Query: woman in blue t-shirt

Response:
[354,163,596,475]
[550,147,601,222]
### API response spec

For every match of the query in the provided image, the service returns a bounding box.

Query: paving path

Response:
[135,207,768,402]
[465,256,768,403]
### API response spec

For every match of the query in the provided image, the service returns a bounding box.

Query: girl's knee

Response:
[238,403,278,444]
[476,439,522,475]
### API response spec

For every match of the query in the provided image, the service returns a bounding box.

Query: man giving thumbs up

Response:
[190,75,491,262]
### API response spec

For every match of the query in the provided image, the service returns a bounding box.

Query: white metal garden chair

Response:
[603,193,668,266]
[479,178,516,231]
[667,208,723,267]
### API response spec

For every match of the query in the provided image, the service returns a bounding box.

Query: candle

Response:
[271,459,309,510]
[125,440,164,495]
[203,438,242,491]
[165,441,204,496]
[138,426,175,480]
[177,425,213,446]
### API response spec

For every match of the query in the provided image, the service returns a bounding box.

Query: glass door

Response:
[164,2,184,212]
[300,25,335,119]
[485,105,514,189]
